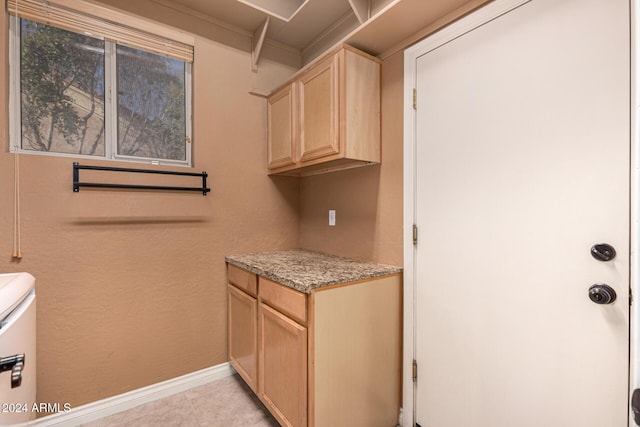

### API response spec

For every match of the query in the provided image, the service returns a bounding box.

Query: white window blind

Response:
[7,0,194,62]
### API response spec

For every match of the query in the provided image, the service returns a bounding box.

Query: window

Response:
[116,45,187,162]
[8,1,193,166]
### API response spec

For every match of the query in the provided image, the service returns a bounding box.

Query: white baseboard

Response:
[25,362,234,427]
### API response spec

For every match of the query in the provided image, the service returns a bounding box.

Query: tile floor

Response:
[80,375,279,427]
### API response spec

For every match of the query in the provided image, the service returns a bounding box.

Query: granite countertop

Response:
[225,249,402,294]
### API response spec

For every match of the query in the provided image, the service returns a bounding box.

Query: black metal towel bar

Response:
[73,162,211,196]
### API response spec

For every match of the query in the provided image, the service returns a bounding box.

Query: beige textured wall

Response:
[0,4,299,408]
[299,51,404,267]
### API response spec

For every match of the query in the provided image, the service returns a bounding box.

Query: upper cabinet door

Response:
[267,83,296,169]
[298,54,340,163]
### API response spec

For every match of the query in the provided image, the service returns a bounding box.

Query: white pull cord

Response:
[11,1,20,259]
[12,152,22,259]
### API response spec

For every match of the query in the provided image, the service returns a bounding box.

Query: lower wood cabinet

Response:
[227,263,401,427]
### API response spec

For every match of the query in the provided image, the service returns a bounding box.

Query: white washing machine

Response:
[0,273,36,425]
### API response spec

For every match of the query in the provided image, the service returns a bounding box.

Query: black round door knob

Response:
[588,284,617,305]
[591,243,616,261]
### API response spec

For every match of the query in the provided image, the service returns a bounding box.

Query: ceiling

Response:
[127,0,492,68]
[150,0,361,52]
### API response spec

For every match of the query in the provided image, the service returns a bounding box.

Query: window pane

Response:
[20,19,105,155]
[116,45,186,161]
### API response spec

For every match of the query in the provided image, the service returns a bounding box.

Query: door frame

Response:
[402,0,637,425]
[632,0,640,424]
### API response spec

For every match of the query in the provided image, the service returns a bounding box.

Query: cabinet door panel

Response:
[299,55,339,162]
[259,303,307,427]
[228,285,258,392]
[268,84,296,169]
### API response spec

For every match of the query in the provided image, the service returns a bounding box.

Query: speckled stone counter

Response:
[225,249,402,294]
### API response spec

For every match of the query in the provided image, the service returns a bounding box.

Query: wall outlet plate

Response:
[329,209,336,226]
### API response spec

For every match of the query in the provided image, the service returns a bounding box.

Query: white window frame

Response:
[8,16,193,167]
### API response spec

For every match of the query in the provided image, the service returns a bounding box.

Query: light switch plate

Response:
[329,209,336,226]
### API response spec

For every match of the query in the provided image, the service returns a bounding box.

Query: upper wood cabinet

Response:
[267,44,382,176]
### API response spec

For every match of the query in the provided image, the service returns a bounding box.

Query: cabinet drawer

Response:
[259,277,307,325]
[228,264,257,297]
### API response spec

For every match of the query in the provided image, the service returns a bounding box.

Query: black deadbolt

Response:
[588,284,616,305]
[591,243,616,262]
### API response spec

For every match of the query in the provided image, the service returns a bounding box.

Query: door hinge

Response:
[412,359,418,382]
[413,88,417,110]
[630,289,633,306]
[412,224,418,246]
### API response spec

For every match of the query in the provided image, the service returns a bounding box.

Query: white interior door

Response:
[409,0,630,425]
